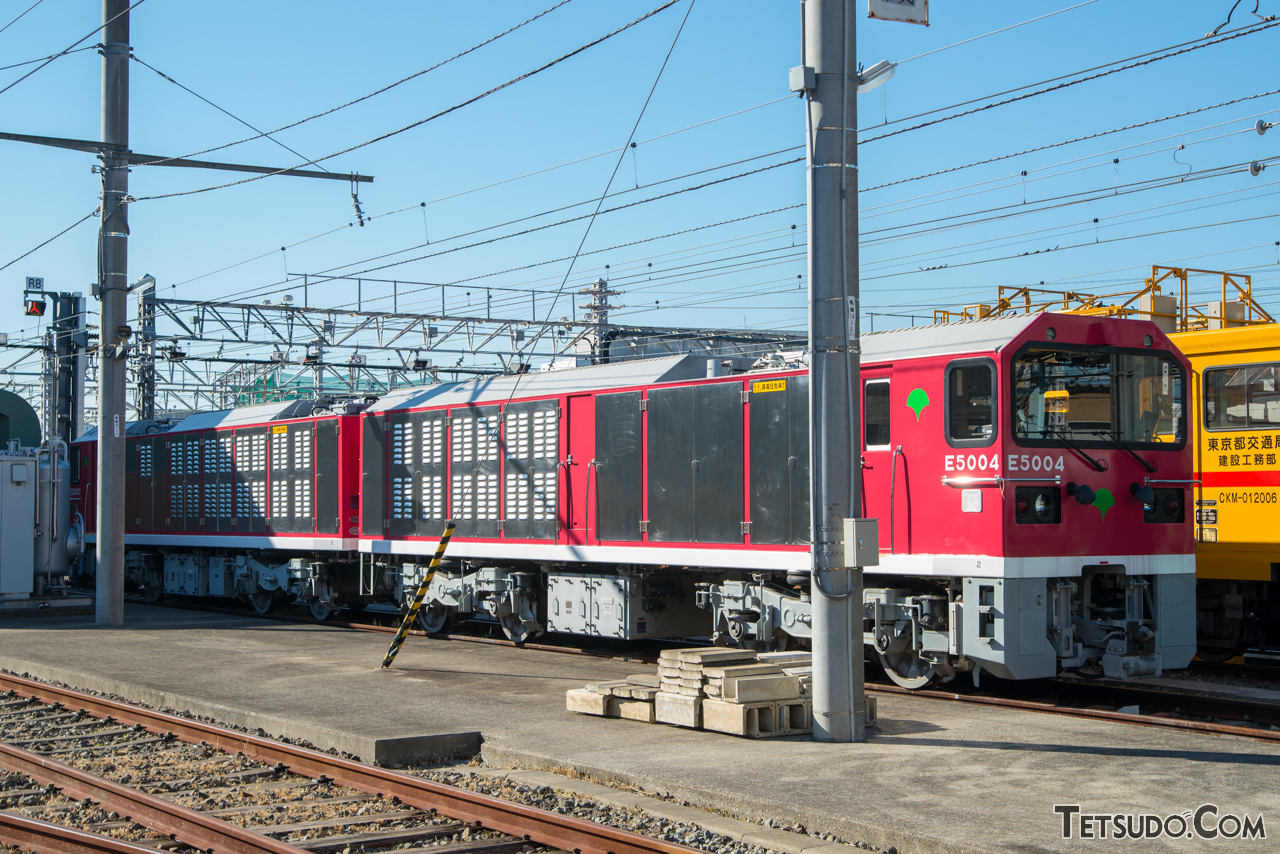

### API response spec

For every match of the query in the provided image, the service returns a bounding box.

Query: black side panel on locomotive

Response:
[595,392,643,541]
[648,384,744,543]
[750,375,810,545]
[316,420,340,535]
[361,415,386,536]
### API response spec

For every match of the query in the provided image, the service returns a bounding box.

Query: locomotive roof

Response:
[860,314,1037,361]
[367,354,712,414]
[169,398,326,432]
[73,316,1048,440]
[75,419,171,442]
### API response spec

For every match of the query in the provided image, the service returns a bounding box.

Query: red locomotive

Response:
[73,312,1196,687]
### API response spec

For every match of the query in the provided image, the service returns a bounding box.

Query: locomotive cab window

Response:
[1204,363,1280,430]
[1012,345,1185,448]
[945,359,996,447]
[865,380,890,449]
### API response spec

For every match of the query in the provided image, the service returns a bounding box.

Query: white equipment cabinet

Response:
[0,454,37,601]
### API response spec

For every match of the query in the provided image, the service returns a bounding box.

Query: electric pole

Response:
[802,0,865,742]
[96,0,130,628]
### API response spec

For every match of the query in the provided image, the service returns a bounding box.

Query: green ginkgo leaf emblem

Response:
[1092,488,1115,519]
[906,388,930,421]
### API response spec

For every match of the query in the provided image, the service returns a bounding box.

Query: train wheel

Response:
[308,601,336,621]
[500,613,532,643]
[249,590,277,616]
[878,649,942,690]
[417,603,453,635]
[1195,642,1244,663]
[768,630,792,652]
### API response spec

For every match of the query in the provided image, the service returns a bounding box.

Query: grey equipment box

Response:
[0,457,37,601]
[545,571,705,639]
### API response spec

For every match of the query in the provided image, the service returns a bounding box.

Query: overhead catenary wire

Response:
[169,92,1280,315]
[493,0,696,376]
[0,0,48,38]
[857,155,1280,248]
[861,178,1280,276]
[865,238,1280,316]
[861,88,1280,193]
[129,0,576,171]
[309,148,802,281]
[163,203,805,322]
[860,210,1280,284]
[858,118,1275,224]
[19,5,1278,400]
[163,95,800,292]
[0,44,96,73]
[897,0,1102,65]
[169,153,802,312]
[0,209,96,273]
[131,54,326,171]
[416,94,797,209]
[132,1,682,202]
[861,19,1280,143]
[0,0,149,98]
[157,95,1269,320]
[218,157,801,310]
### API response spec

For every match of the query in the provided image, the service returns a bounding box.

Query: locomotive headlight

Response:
[1034,493,1053,519]
[1015,486,1059,524]
[1140,486,1183,523]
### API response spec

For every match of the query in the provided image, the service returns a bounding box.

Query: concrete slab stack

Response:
[571,647,842,738]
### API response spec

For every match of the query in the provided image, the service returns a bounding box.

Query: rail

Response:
[0,673,700,854]
[0,811,172,854]
[0,740,305,854]
[870,682,1280,742]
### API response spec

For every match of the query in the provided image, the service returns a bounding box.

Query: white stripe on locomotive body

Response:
[869,552,1195,579]
[86,534,358,551]
[358,539,810,572]
[355,536,1194,580]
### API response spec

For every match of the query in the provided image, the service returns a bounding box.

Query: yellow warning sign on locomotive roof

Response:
[752,380,786,393]
[273,425,288,433]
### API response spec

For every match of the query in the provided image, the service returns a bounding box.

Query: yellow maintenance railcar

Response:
[1173,324,1280,660]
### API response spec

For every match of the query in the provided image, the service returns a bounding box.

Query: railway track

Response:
[1188,658,1280,682]
[874,679,1280,743]
[0,673,703,854]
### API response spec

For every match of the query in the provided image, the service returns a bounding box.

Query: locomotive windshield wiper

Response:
[1040,428,1107,472]
[1092,429,1158,473]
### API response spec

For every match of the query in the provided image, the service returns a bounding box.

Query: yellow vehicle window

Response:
[1204,364,1280,430]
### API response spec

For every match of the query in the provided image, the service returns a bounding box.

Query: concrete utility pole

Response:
[802,0,865,742]
[96,0,130,628]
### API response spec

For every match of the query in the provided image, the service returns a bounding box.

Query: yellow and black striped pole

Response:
[381,520,456,669]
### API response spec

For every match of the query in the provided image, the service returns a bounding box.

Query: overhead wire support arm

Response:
[0,131,373,183]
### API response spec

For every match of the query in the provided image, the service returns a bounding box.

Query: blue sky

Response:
[2,0,1278,371]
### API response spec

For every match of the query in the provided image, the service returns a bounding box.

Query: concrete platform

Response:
[2,604,1278,854]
